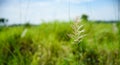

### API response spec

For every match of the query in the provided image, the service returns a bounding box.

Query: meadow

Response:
[0,20,120,65]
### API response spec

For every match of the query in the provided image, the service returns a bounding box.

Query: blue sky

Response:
[0,0,118,24]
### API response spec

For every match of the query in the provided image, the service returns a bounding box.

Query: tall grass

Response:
[0,21,120,65]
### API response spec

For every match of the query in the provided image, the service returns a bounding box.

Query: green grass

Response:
[0,21,120,65]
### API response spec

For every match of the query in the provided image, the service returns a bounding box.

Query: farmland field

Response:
[0,20,120,65]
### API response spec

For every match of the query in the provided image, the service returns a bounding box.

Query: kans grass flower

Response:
[69,17,86,44]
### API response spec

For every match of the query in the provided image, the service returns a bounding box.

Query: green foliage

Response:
[0,18,8,23]
[24,22,32,28]
[0,18,8,26]
[81,14,88,22]
[0,21,120,65]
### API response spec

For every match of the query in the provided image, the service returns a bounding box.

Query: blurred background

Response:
[0,0,119,24]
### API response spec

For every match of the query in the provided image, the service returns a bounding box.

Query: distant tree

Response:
[24,22,31,28]
[81,14,88,22]
[0,18,8,26]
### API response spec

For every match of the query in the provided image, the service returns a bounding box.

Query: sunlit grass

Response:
[0,21,120,65]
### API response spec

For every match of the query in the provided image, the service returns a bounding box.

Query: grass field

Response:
[0,20,120,65]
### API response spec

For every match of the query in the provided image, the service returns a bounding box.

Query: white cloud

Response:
[0,0,118,25]
[0,1,54,24]
[55,0,95,3]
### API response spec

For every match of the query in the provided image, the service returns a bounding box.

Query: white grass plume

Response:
[21,28,28,38]
[69,17,86,44]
